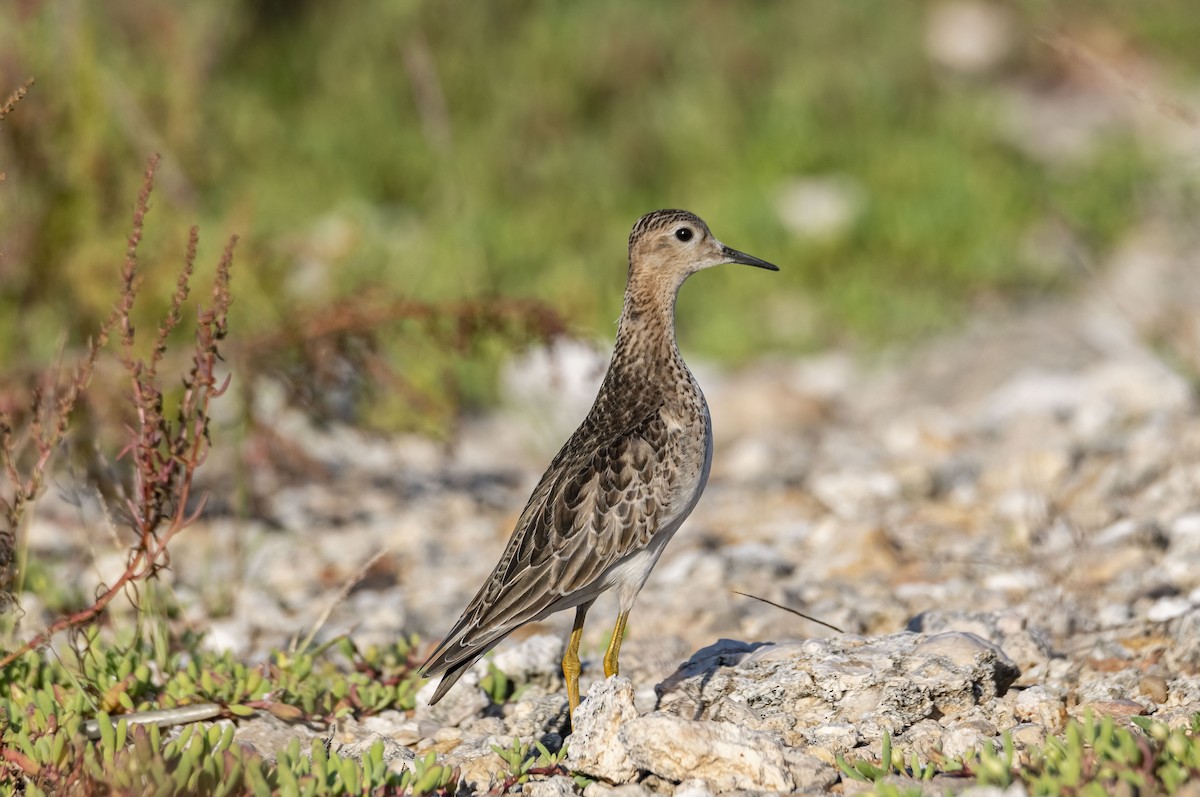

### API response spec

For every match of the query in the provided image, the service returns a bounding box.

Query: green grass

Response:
[2,1,1198,421]
[840,716,1200,796]
[0,624,448,794]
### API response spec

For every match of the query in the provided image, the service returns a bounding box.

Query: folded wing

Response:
[420,406,674,702]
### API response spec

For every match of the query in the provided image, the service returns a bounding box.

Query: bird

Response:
[420,209,778,719]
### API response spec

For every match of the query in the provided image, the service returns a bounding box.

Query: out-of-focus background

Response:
[3,1,1198,432]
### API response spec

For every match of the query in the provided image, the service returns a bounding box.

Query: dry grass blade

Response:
[146,226,199,382]
[732,590,844,633]
[1039,33,1199,128]
[293,549,387,655]
[0,78,33,122]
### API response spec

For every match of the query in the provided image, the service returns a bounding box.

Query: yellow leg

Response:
[602,610,629,678]
[562,603,590,719]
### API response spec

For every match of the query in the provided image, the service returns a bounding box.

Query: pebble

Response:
[524,778,581,797]
[1147,596,1194,623]
[567,678,641,784]
[1076,699,1148,719]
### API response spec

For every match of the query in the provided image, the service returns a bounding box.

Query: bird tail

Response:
[419,627,502,705]
[423,654,483,705]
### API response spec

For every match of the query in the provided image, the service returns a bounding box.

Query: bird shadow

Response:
[653,638,773,721]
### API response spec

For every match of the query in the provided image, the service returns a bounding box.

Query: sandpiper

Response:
[420,209,778,719]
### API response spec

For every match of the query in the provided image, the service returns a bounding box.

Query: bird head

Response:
[627,209,779,288]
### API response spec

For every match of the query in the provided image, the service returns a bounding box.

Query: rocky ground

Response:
[20,212,1200,794]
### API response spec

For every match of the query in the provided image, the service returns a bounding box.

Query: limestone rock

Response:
[582,782,652,797]
[657,631,1019,740]
[567,678,641,784]
[523,776,580,797]
[415,671,489,728]
[620,714,836,793]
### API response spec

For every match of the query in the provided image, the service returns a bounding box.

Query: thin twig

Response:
[294,550,388,655]
[1039,33,1199,128]
[732,590,844,633]
[82,704,224,740]
[0,78,33,121]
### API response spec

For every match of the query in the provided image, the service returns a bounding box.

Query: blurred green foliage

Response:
[1,1,1197,404]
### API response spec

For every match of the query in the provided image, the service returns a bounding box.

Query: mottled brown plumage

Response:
[420,209,778,715]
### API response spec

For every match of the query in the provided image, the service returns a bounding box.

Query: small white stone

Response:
[809,469,901,520]
[1097,603,1133,628]
[925,1,1014,75]
[940,720,995,760]
[672,779,715,797]
[415,671,488,728]
[1171,514,1200,556]
[806,722,861,754]
[582,783,652,797]
[775,175,864,240]
[1147,597,1193,623]
[983,570,1040,592]
[523,776,578,797]
[566,678,641,784]
[201,619,252,658]
[490,634,564,683]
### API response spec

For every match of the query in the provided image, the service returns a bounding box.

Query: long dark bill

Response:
[722,245,779,272]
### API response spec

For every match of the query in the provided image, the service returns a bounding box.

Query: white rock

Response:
[897,718,947,760]
[983,570,1040,592]
[805,722,861,754]
[338,711,424,747]
[786,352,856,398]
[1170,513,1200,552]
[775,175,864,241]
[940,719,997,760]
[415,671,488,728]
[925,1,1014,75]
[621,714,836,792]
[1009,723,1047,749]
[491,634,567,689]
[658,632,1019,739]
[721,437,775,481]
[1148,596,1193,623]
[201,618,252,658]
[809,469,901,520]
[331,732,415,773]
[582,783,652,797]
[523,776,579,797]
[567,677,641,784]
[661,638,768,683]
[672,779,715,797]
[1097,603,1133,628]
[907,611,1051,681]
[505,696,569,738]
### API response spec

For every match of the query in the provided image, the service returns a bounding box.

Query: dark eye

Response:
[674,227,693,242]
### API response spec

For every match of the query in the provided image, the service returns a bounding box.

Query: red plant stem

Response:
[0,239,233,668]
